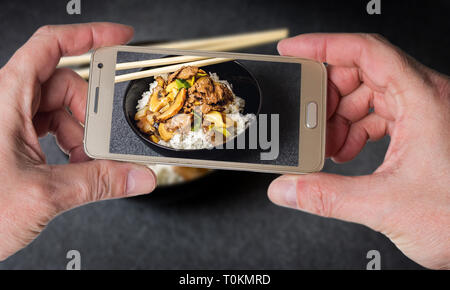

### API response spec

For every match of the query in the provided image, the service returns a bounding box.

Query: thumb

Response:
[47,160,156,212]
[268,173,387,230]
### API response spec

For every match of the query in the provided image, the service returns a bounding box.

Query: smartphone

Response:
[84,46,327,174]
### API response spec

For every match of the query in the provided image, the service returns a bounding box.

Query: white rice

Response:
[136,80,158,111]
[227,113,256,135]
[136,72,255,150]
[159,129,215,149]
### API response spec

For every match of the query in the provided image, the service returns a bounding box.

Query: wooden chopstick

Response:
[85,28,286,74]
[116,55,207,71]
[114,57,233,83]
[74,31,289,80]
[73,55,209,79]
[151,28,288,50]
[59,28,288,68]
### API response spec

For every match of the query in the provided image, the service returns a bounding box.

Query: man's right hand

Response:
[269,33,450,269]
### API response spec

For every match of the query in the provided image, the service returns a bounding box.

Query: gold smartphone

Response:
[84,46,327,174]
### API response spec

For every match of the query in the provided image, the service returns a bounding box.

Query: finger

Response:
[48,160,156,212]
[327,79,340,120]
[325,113,350,157]
[332,113,388,163]
[39,68,88,123]
[7,22,134,84]
[327,65,361,96]
[336,83,373,123]
[277,33,408,91]
[268,173,388,231]
[278,33,369,67]
[33,109,90,163]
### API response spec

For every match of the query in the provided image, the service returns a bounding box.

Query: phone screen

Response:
[110,51,301,167]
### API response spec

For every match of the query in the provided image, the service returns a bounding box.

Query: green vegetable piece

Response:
[176,79,191,89]
[192,122,201,132]
[192,108,202,132]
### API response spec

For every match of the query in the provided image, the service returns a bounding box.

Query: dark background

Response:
[0,0,448,269]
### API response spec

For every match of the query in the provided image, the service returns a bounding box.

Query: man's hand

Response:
[268,33,450,269]
[0,23,156,261]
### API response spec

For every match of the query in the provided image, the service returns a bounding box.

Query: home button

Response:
[306,102,318,129]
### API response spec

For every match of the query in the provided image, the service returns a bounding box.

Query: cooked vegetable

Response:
[150,135,160,143]
[196,69,207,77]
[135,66,243,148]
[156,76,165,87]
[158,88,187,121]
[158,123,174,141]
[176,79,191,89]
[166,91,176,102]
[187,76,195,87]
[135,107,147,120]
[141,121,153,133]
[192,109,202,132]
[149,92,169,112]
[165,81,178,94]
[146,114,156,125]
[204,111,225,127]
[159,103,170,113]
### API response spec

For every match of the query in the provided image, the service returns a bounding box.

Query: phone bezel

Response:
[84,46,327,174]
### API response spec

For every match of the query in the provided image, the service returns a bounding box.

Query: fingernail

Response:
[126,167,156,195]
[330,157,344,164]
[268,177,298,208]
[276,40,285,55]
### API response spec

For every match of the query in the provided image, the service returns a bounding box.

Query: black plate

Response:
[123,59,262,158]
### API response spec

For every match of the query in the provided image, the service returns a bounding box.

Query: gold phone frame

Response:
[84,46,327,174]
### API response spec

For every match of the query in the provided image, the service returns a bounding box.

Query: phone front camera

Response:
[98,63,103,69]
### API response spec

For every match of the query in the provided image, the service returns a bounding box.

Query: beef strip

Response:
[189,77,214,96]
[164,114,192,134]
[168,68,235,115]
[188,77,233,105]
[167,66,199,83]
[213,82,234,104]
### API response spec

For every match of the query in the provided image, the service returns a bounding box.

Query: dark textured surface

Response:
[111,51,300,166]
[0,0,448,269]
